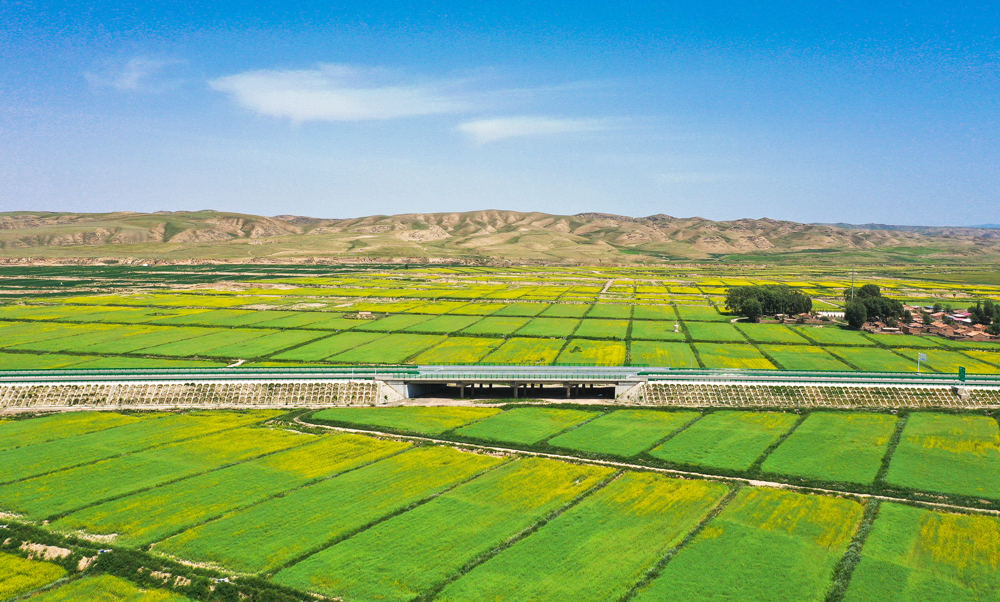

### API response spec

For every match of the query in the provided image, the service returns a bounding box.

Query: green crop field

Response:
[685,322,746,342]
[155,446,501,573]
[761,412,898,485]
[353,314,434,332]
[51,433,405,546]
[629,320,686,340]
[0,411,141,451]
[402,315,482,334]
[493,303,549,317]
[136,328,275,357]
[792,326,876,346]
[454,407,597,445]
[273,458,612,601]
[0,552,66,600]
[556,339,627,365]
[458,316,531,335]
[587,303,632,319]
[844,503,1000,601]
[435,473,728,602]
[649,411,799,471]
[515,317,580,337]
[271,331,384,361]
[0,425,309,519]
[632,488,862,602]
[447,303,506,315]
[862,333,945,348]
[311,406,501,434]
[695,343,776,369]
[758,345,852,370]
[328,333,444,363]
[629,341,698,368]
[885,412,1000,499]
[410,336,503,363]
[633,305,677,320]
[539,304,591,318]
[481,337,565,364]
[548,409,697,456]
[826,346,920,372]
[675,305,729,322]
[207,329,328,358]
[735,323,812,344]
[27,574,193,601]
[919,349,1000,374]
[573,318,628,339]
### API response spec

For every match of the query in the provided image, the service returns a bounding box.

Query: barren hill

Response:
[1,209,998,265]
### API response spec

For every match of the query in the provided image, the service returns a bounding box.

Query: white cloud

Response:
[86,57,184,92]
[457,116,607,144]
[209,64,472,122]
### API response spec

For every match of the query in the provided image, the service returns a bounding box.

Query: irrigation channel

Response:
[0,365,998,410]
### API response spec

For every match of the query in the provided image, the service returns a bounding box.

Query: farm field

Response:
[649,411,799,471]
[311,406,501,434]
[547,409,698,456]
[844,502,1000,601]
[684,322,746,342]
[272,458,612,601]
[410,337,503,363]
[629,340,698,368]
[885,412,1000,499]
[735,323,811,344]
[271,331,383,361]
[826,346,920,372]
[631,488,863,602]
[761,412,898,485]
[555,339,626,365]
[759,345,852,371]
[0,552,66,600]
[458,315,531,335]
[694,342,776,369]
[328,333,443,363]
[27,574,193,601]
[629,319,686,340]
[514,317,580,337]
[435,473,728,602]
[49,432,406,546]
[454,407,597,445]
[572,318,629,339]
[674,305,729,322]
[155,445,501,573]
[481,337,565,364]
[0,410,141,451]
[792,326,877,346]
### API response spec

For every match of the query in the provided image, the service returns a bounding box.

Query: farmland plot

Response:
[437,473,728,602]
[329,333,443,363]
[735,323,811,344]
[311,406,501,435]
[51,433,407,546]
[759,345,851,371]
[918,349,1000,374]
[458,316,531,336]
[410,337,503,364]
[8,324,147,352]
[205,330,328,359]
[885,412,1000,499]
[573,319,628,339]
[273,457,613,601]
[629,320,686,341]
[454,407,597,445]
[685,322,746,342]
[447,303,506,315]
[136,329,276,357]
[650,411,799,472]
[629,341,697,368]
[695,343,776,370]
[761,412,898,485]
[271,331,385,361]
[632,305,678,320]
[0,352,94,369]
[0,411,277,485]
[353,314,435,332]
[28,574,193,602]
[493,304,549,317]
[675,305,729,322]
[70,357,225,369]
[401,315,482,334]
[515,318,580,338]
[481,338,565,365]
[549,409,698,457]
[155,446,501,573]
[0,322,96,348]
[633,488,862,602]
[586,304,633,319]
[79,326,215,354]
[862,333,945,349]
[0,551,66,599]
[556,339,627,365]
[792,327,876,346]
[0,411,141,451]
[539,304,591,318]
[826,347,920,372]
[844,502,1000,601]
[0,426,309,519]
[251,312,341,329]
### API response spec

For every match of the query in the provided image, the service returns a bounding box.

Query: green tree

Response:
[743,298,763,323]
[845,300,867,330]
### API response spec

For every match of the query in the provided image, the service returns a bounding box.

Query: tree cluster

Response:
[725,285,812,322]
[842,283,904,328]
[969,300,1000,335]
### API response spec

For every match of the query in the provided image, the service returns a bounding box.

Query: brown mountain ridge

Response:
[1,209,998,265]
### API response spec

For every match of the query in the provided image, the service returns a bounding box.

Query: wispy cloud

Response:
[457,116,608,144]
[209,64,473,122]
[86,57,184,92]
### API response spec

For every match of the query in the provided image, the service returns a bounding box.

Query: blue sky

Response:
[2,1,998,225]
